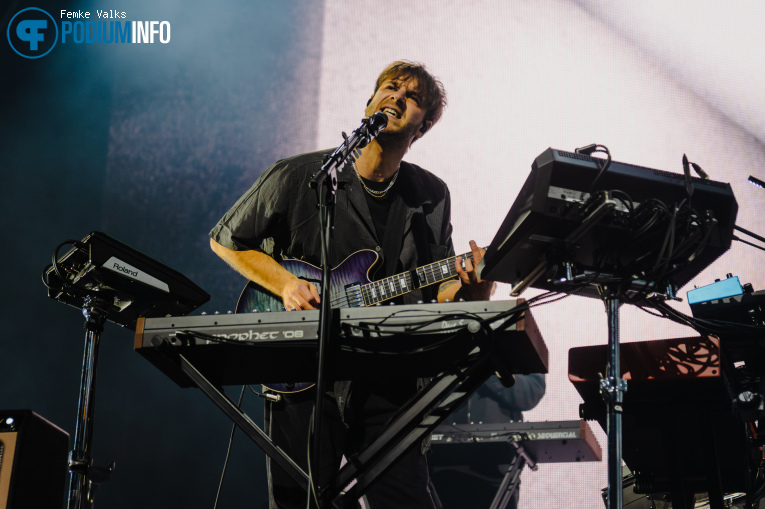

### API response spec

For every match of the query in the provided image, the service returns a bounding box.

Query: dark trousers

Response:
[265,385,437,509]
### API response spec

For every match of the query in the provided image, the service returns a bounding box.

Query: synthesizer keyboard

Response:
[135,300,548,387]
[431,419,602,464]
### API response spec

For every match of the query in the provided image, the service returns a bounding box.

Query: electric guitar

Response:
[235,249,476,393]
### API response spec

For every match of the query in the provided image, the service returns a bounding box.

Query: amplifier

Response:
[0,410,69,509]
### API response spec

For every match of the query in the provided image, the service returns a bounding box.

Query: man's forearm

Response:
[209,238,296,298]
[437,279,461,302]
[438,278,496,302]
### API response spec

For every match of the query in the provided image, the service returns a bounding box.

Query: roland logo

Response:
[113,262,138,278]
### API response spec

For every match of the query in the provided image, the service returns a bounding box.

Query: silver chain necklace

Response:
[354,163,400,198]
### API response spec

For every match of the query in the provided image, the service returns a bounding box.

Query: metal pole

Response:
[602,293,627,509]
[67,299,107,509]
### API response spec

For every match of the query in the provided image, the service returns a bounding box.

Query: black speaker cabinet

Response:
[0,410,69,509]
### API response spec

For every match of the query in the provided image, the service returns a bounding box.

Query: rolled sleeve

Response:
[209,160,295,252]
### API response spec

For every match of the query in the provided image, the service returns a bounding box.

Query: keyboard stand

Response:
[158,308,546,508]
[489,439,537,509]
[176,352,309,488]
[326,344,498,506]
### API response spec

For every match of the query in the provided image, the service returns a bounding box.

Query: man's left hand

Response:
[455,240,496,301]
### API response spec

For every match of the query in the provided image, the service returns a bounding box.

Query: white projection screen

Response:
[314,1,765,506]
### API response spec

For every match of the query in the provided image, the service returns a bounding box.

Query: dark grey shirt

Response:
[451,374,546,424]
[210,149,456,303]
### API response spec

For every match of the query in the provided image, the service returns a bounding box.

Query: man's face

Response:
[364,76,429,145]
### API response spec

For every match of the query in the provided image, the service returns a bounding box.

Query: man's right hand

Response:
[282,278,320,311]
[210,238,321,311]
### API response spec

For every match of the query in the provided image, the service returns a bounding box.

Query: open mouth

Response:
[381,107,400,119]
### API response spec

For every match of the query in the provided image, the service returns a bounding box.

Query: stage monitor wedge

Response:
[478,148,738,297]
[0,410,69,509]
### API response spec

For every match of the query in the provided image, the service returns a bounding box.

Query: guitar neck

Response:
[361,252,474,306]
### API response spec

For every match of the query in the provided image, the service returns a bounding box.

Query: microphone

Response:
[311,112,391,190]
[367,111,389,135]
[357,112,389,148]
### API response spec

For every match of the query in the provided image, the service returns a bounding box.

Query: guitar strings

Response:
[357,252,475,306]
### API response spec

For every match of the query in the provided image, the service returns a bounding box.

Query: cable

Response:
[213,385,247,509]
[51,239,80,285]
[610,190,634,216]
[581,145,612,194]
[174,306,528,355]
[643,299,765,337]
[338,309,526,355]
[305,402,324,509]
[42,239,109,304]
[41,264,58,291]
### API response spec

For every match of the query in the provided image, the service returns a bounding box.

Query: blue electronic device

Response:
[686,276,743,305]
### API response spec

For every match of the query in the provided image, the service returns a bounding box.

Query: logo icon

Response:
[7,7,58,59]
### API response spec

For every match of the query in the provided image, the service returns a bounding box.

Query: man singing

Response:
[210,61,493,508]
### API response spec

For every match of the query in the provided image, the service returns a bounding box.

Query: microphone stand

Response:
[307,113,388,508]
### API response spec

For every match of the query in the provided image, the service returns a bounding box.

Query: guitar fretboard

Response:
[360,252,474,306]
